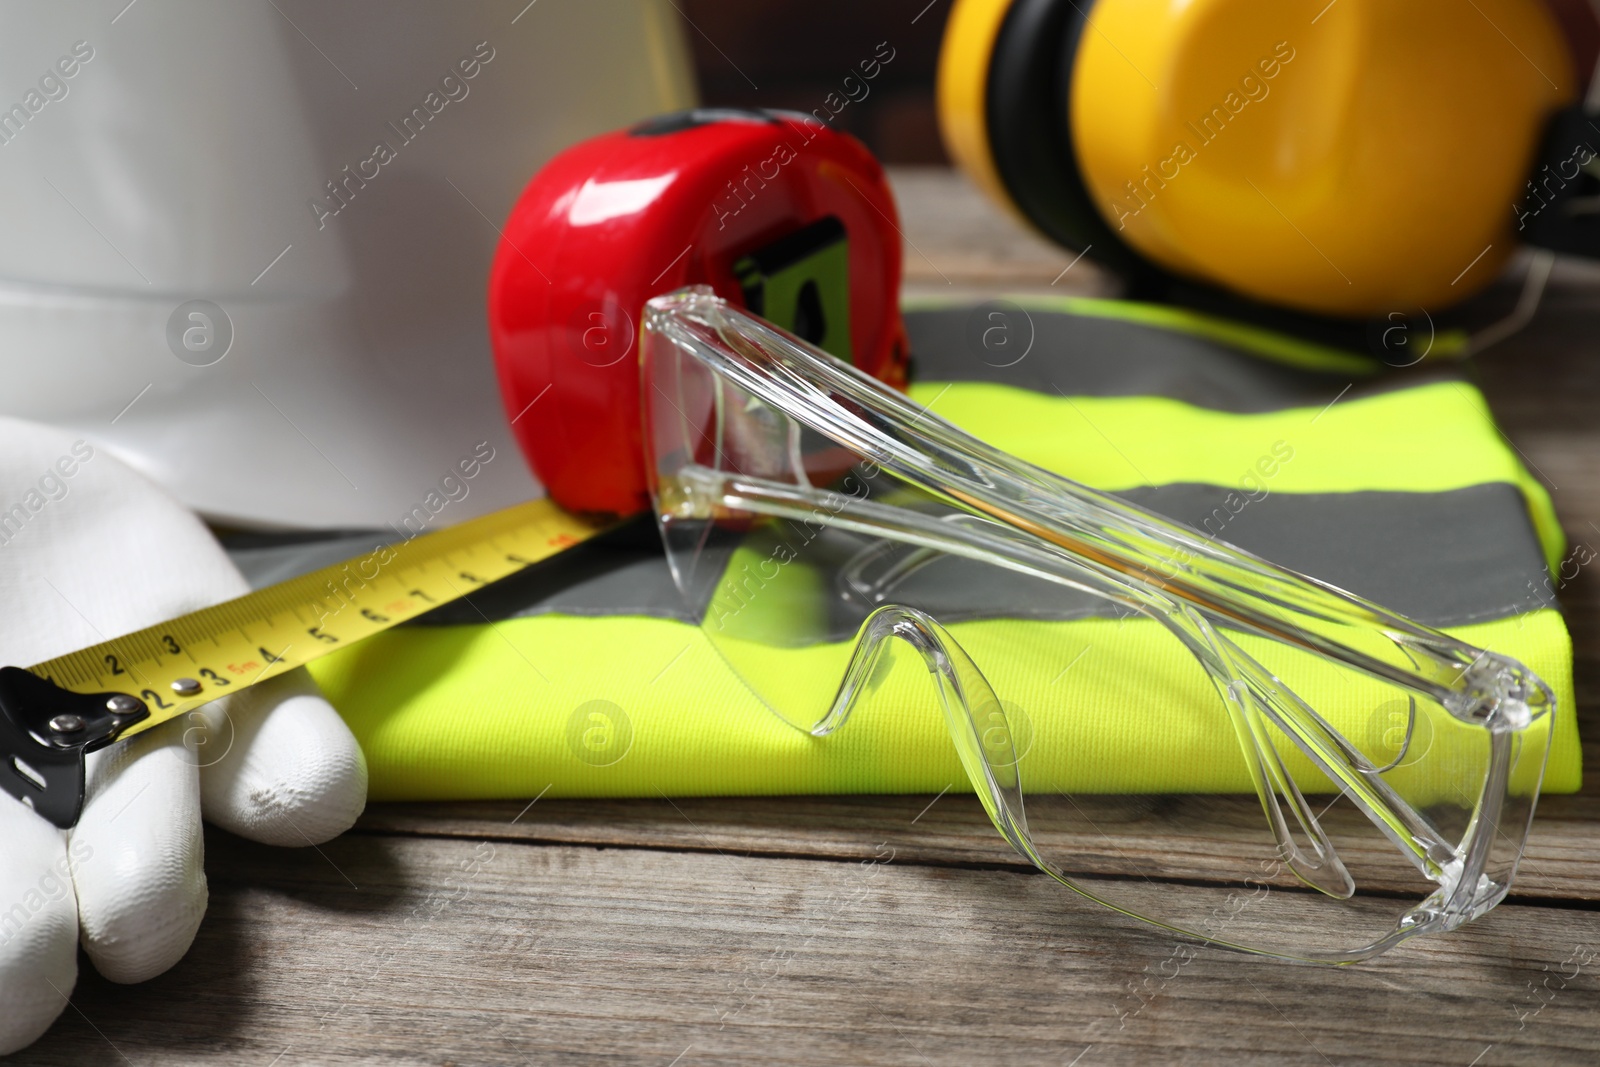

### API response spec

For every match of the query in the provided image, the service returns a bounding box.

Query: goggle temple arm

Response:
[640,287,1553,932]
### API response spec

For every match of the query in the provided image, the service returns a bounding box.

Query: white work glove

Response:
[0,417,368,1054]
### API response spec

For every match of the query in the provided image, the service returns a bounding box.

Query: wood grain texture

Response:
[11,167,1600,1066]
[15,829,1600,1067]
[354,791,1600,904]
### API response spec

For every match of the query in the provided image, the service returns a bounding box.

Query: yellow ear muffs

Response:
[939,0,1576,319]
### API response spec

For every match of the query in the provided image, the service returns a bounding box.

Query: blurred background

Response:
[677,0,1600,166]
[678,0,956,165]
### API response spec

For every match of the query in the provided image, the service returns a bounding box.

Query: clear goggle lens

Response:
[643,288,1553,962]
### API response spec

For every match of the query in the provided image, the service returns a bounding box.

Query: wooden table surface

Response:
[13,169,1600,1067]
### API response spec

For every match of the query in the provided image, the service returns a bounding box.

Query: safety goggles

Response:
[639,287,1554,962]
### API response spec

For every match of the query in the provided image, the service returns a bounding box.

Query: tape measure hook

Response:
[0,667,147,828]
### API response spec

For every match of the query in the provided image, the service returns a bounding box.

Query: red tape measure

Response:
[489,107,908,516]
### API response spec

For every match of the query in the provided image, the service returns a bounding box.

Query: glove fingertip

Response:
[76,726,208,985]
[82,881,208,985]
[201,684,369,847]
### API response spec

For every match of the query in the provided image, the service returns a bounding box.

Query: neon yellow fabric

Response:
[310,607,1577,801]
[307,373,1579,801]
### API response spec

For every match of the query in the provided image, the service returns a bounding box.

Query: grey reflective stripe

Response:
[693,482,1549,641]
[904,307,1465,413]
[225,483,1549,632]
[1114,482,1546,626]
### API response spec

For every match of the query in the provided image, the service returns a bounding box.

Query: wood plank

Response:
[14,829,1600,1067]
[356,791,1600,903]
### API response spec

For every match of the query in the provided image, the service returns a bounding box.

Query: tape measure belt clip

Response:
[0,667,149,828]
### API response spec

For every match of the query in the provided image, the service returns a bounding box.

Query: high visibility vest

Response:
[228,298,1577,800]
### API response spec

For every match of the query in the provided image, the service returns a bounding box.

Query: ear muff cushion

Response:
[942,0,1378,347]
[978,0,1168,288]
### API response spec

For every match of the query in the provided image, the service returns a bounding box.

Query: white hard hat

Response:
[0,0,696,528]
